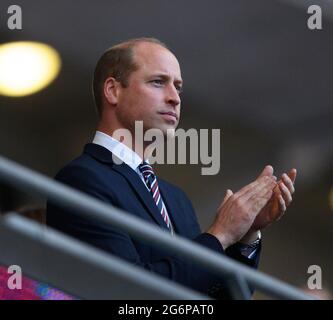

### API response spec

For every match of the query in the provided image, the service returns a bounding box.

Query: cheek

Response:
[136,89,160,112]
[120,85,162,119]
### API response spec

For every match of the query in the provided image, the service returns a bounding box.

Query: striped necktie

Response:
[139,162,173,233]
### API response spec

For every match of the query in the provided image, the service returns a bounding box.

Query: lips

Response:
[158,111,178,120]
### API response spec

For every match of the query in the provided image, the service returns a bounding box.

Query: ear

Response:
[103,77,121,105]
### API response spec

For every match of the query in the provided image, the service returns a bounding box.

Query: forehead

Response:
[132,42,182,79]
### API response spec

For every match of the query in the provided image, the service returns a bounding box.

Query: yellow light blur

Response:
[0,41,61,97]
[329,187,333,212]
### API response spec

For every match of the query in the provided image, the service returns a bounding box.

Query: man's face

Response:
[115,42,182,136]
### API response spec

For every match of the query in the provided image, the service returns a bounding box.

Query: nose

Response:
[165,84,181,107]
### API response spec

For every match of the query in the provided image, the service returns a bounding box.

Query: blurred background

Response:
[0,0,332,299]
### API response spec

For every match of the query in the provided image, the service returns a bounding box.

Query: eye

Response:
[175,85,183,94]
[151,79,164,86]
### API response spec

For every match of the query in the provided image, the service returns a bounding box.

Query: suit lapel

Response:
[84,143,170,231]
[112,164,170,231]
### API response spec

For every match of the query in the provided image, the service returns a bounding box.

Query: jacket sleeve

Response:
[172,186,261,298]
[47,164,259,298]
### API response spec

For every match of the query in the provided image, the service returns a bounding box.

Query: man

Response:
[47,38,296,298]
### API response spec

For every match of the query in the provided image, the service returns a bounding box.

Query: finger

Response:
[279,182,292,206]
[222,189,233,205]
[282,173,295,194]
[273,194,287,222]
[273,183,281,196]
[287,168,297,184]
[278,194,287,213]
[243,178,275,213]
[238,176,276,204]
[257,165,274,179]
[247,185,274,215]
[235,175,275,200]
[217,189,233,211]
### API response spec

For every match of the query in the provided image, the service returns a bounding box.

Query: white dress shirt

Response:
[93,131,147,185]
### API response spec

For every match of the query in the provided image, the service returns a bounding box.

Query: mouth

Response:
[158,111,178,121]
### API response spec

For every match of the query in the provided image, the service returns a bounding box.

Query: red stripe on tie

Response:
[139,162,172,232]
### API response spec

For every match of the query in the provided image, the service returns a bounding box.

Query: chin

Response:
[147,121,176,133]
[161,123,177,134]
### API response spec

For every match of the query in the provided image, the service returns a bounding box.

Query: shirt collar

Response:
[92,131,143,171]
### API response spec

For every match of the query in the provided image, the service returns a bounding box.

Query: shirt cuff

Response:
[234,231,262,259]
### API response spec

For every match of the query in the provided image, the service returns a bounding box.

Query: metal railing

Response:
[0,154,316,299]
[0,213,208,299]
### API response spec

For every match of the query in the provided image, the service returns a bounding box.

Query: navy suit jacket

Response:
[47,143,260,298]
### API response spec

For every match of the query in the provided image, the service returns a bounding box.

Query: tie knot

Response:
[139,161,155,179]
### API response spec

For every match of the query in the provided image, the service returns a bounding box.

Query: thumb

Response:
[222,189,233,205]
[258,165,274,179]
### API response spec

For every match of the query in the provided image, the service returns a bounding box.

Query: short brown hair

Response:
[92,37,168,116]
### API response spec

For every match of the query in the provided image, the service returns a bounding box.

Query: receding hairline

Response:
[112,37,167,49]
[93,37,176,116]
[120,38,178,61]
[106,38,169,60]
[124,41,181,79]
